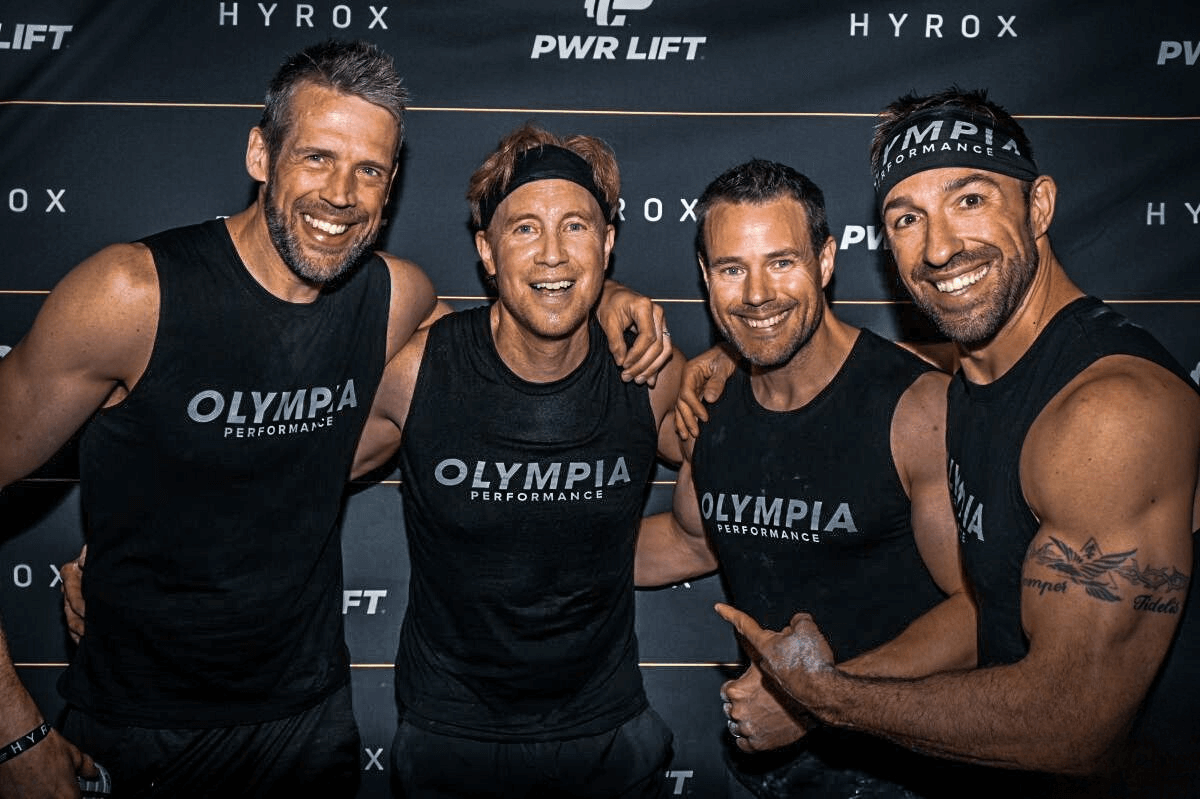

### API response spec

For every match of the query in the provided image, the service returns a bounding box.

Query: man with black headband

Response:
[0,40,669,798]
[352,123,683,798]
[713,88,1200,797]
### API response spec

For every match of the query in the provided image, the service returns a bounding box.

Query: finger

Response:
[674,392,708,438]
[66,613,84,644]
[623,334,672,386]
[714,602,767,645]
[619,306,667,384]
[634,338,673,388]
[673,400,701,441]
[714,601,749,626]
[596,298,631,367]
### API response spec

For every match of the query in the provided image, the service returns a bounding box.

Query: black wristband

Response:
[0,722,51,766]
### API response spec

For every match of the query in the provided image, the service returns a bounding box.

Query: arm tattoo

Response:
[1029,537,1190,607]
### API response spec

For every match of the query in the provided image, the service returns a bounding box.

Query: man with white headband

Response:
[713,88,1200,797]
[352,122,684,798]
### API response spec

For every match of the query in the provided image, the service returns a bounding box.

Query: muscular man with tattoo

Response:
[706,89,1200,797]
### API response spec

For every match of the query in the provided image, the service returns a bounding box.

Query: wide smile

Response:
[738,309,791,329]
[531,279,575,293]
[303,213,351,237]
[934,264,990,294]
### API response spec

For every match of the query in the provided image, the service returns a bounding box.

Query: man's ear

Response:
[246,127,269,183]
[818,235,837,289]
[603,223,616,267]
[1029,174,1057,239]
[476,230,496,279]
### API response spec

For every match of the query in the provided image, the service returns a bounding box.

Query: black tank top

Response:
[692,329,945,659]
[947,296,1200,793]
[62,219,390,726]
[395,307,657,741]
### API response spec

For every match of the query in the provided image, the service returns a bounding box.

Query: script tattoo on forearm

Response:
[1027,537,1190,613]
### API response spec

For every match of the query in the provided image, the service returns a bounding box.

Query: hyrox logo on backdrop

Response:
[848,12,1017,38]
[531,0,706,61]
[216,3,390,29]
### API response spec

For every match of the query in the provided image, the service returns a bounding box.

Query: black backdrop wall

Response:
[2,2,1198,796]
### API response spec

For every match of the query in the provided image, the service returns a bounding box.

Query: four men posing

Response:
[1,35,1197,799]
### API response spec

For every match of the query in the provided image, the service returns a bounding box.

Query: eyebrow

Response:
[707,247,806,268]
[943,172,1003,193]
[501,207,602,226]
[293,145,392,175]
[883,171,1003,215]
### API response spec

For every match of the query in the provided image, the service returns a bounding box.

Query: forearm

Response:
[842,592,977,679]
[0,622,45,740]
[796,656,1123,774]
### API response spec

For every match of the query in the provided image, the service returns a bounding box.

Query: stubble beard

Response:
[913,221,1039,348]
[262,181,374,287]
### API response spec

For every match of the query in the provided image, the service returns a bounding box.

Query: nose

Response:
[321,165,358,209]
[537,229,568,267]
[923,211,962,268]
[742,265,775,307]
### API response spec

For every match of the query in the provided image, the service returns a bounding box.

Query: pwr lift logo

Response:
[531,0,706,61]
[586,0,652,26]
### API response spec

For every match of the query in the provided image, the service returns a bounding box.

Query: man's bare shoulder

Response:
[1037,355,1200,449]
[892,369,951,447]
[1024,354,1200,523]
[378,251,435,296]
[39,242,159,352]
[898,367,951,413]
[890,367,952,493]
[66,241,158,303]
[377,251,438,351]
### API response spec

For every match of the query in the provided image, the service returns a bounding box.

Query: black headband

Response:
[478,144,611,230]
[873,107,1038,207]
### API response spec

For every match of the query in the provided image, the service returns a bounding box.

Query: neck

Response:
[750,310,859,412]
[956,243,1083,384]
[225,201,323,304]
[489,305,590,383]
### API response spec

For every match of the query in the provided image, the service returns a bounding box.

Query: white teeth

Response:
[744,311,788,329]
[935,266,988,293]
[533,280,573,291]
[304,214,348,235]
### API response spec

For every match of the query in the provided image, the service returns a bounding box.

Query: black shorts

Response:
[390,706,675,799]
[59,683,361,799]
